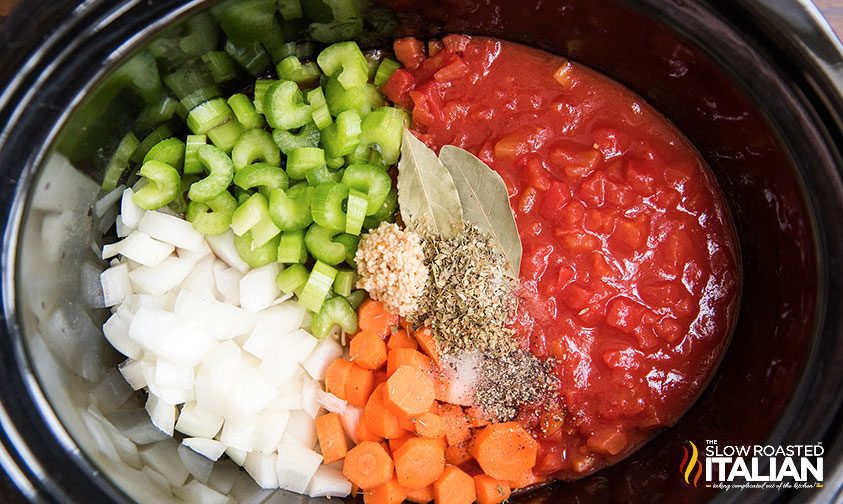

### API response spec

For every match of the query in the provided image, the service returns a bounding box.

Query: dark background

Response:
[0,0,840,502]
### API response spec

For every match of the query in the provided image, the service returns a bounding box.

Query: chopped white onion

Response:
[173,480,229,504]
[177,441,214,483]
[115,215,132,238]
[340,406,363,444]
[103,313,141,360]
[145,393,176,436]
[245,451,278,489]
[138,210,205,251]
[206,230,250,274]
[239,263,281,313]
[213,261,242,306]
[128,256,194,296]
[112,231,174,266]
[275,441,323,493]
[283,410,318,449]
[100,263,132,307]
[183,437,227,461]
[128,306,182,352]
[220,416,258,452]
[120,188,146,228]
[175,402,224,439]
[118,359,148,390]
[175,289,256,341]
[254,410,291,454]
[301,378,323,419]
[95,185,125,218]
[302,337,343,381]
[306,464,352,498]
[139,438,189,488]
[226,446,248,467]
[316,389,347,415]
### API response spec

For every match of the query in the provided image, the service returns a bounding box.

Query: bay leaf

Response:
[439,145,522,277]
[397,130,464,238]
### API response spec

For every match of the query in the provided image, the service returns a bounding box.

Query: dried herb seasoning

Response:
[474,351,557,422]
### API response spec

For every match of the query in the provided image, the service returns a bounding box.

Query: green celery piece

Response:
[131,125,172,165]
[304,224,347,265]
[143,137,185,171]
[268,184,314,231]
[273,121,321,155]
[187,98,232,134]
[332,269,357,298]
[287,147,326,180]
[234,232,280,267]
[321,110,361,158]
[341,163,391,216]
[233,163,289,192]
[299,261,338,312]
[374,58,401,87]
[277,230,309,264]
[311,182,348,231]
[133,160,181,210]
[264,80,312,131]
[232,128,281,171]
[102,132,139,191]
[187,144,235,202]
[276,264,309,295]
[184,135,207,174]
[316,41,368,90]
[186,190,238,235]
[310,295,358,339]
[207,118,244,153]
[363,186,397,229]
[333,233,359,268]
[231,193,280,247]
[276,55,322,86]
[228,93,266,129]
[225,39,273,76]
[345,188,368,235]
[357,107,408,165]
[324,77,380,117]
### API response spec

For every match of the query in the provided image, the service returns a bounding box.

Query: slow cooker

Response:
[1,0,842,502]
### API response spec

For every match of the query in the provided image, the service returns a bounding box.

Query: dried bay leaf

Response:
[439,145,522,276]
[397,130,464,238]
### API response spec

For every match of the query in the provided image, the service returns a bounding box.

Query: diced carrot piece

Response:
[438,403,471,446]
[474,475,511,504]
[388,434,415,454]
[365,384,407,439]
[343,441,395,490]
[358,299,399,338]
[387,348,433,376]
[394,438,446,489]
[433,465,476,504]
[508,470,546,490]
[385,365,436,418]
[351,331,388,370]
[465,407,490,428]
[364,478,407,504]
[394,37,426,70]
[413,328,441,366]
[414,412,445,439]
[346,365,376,408]
[399,414,417,432]
[433,374,450,402]
[405,484,435,504]
[325,359,354,400]
[387,329,418,351]
[444,440,473,467]
[315,413,348,464]
[357,419,384,443]
[472,422,539,481]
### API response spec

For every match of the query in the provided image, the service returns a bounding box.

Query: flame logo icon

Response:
[679,441,703,487]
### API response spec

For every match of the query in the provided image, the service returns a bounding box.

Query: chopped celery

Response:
[136,96,179,134]
[299,261,338,312]
[131,125,172,164]
[187,144,235,202]
[180,86,223,112]
[163,62,218,103]
[233,163,289,192]
[320,110,361,158]
[326,155,345,169]
[287,147,326,180]
[216,0,277,44]
[307,87,332,130]
[202,50,238,84]
[253,79,277,114]
[187,98,232,134]
[186,190,238,235]
[273,122,321,155]
[341,163,392,215]
[277,230,309,264]
[228,93,266,129]
[311,182,348,231]
[232,128,281,171]
[346,289,366,310]
[332,269,357,298]
[264,80,312,131]
[276,56,322,86]
[345,188,368,235]
[363,186,397,229]
[374,57,401,87]
[305,224,347,265]
[225,39,273,76]
[102,132,139,191]
[333,233,359,268]
[207,118,244,153]
[133,160,181,210]
[143,138,185,171]
[316,41,368,90]
[310,295,358,339]
[305,165,340,186]
[324,77,380,117]
[276,264,308,295]
[309,19,364,44]
[268,184,314,231]
[231,193,281,247]
[357,107,408,165]
[184,135,207,174]
[234,232,280,267]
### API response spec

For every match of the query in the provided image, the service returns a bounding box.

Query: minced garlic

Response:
[355,222,427,317]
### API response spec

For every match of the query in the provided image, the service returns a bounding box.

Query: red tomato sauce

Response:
[385,36,741,480]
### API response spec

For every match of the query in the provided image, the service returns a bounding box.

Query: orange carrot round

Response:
[387,348,433,376]
[433,465,476,504]
[387,328,418,351]
[358,299,399,337]
[364,478,406,504]
[404,484,434,504]
[343,441,395,490]
[473,474,511,504]
[315,412,348,464]
[365,383,407,439]
[394,437,446,489]
[386,365,436,417]
[471,422,538,481]
[346,364,376,408]
[414,412,445,439]
[351,331,389,370]
[325,359,354,400]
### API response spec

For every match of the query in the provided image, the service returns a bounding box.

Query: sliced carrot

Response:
[365,384,407,439]
[346,365,376,408]
[387,348,433,376]
[438,403,471,446]
[433,465,476,504]
[356,416,384,443]
[398,316,413,330]
[473,475,511,504]
[364,478,407,504]
[508,470,546,490]
[433,374,450,403]
[343,441,395,490]
[394,437,446,489]
[388,434,415,454]
[358,299,399,338]
[414,412,445,439]
[387,328,418,351]
[444,440,473,467]
[350,331,389,370]
[315,413,348,464]
[404,484,435,504]
[325,359,354,400]
[385,365,436,418]
[472,422,538,481]
[414,327,441,366]
[465,407,491,428]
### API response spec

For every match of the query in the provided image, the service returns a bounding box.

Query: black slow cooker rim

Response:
[1,1,842,502]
